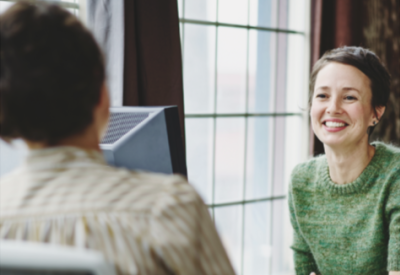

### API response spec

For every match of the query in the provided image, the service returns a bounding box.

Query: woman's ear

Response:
[374,106,385,121]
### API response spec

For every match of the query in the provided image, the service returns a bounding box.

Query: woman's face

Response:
[310,62,376,148]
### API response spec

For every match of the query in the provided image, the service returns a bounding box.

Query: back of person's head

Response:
[0,1,105,145]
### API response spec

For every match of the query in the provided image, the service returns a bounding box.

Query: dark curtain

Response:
[310,0,400,156]
[123,0,185,143]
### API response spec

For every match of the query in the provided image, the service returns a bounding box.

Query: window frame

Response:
[179,0,311,274]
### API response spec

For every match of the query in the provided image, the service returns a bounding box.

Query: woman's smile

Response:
[322,119,348,132]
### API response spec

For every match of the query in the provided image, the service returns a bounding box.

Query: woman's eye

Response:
[316,94,327,98]
[344,96,356,100]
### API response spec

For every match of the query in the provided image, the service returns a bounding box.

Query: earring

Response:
[373,121,376,125]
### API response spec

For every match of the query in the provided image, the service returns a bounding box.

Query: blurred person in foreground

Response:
[288,46,400,275]
[0,2,235,274]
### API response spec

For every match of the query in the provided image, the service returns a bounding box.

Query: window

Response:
[179,0,311,274]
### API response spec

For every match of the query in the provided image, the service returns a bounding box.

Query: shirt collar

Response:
[23,146,106,171]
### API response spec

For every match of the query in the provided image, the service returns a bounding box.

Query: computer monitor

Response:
[0,106,187,177]
[100,106,187,176]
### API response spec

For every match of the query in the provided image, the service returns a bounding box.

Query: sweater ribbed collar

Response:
[318,142,385,195]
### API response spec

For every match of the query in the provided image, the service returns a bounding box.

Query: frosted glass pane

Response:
[248,30,276,113]
[185,118,214,204]
[185,0,217,22]
[288,0,306,32]
[179,23,183,46]
[271,198,294,275]
[184,24,216,114]
[270,115,304,198]
[214,205,243,274]
[249,0,278,28]
[284,116,303,192]
[0,139,28,177]
[214,118,245,203]
[245,117,273,200]
[274,32,288,113]
[178,0,183,18]
[285,34,306,113]
[243,201,272,275]
[218,0,248,25]
[272,116,285,197]
[216,27,247,113]
[277,0,288,29]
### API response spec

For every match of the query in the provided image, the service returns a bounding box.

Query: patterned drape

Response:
[364,0,400,145]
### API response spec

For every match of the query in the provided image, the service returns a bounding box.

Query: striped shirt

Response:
[0,146,235,275]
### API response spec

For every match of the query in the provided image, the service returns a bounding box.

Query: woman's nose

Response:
[326,97,342,114]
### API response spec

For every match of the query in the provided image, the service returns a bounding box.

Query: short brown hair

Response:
[309,46,391,118]
[0,1,105,144]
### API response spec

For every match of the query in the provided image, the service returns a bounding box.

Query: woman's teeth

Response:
[325,121,346,128]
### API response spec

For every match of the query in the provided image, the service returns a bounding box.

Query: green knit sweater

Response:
[289,142,400,275]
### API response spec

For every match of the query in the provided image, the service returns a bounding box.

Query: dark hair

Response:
[309,46,391,119]
[0,1,105,144]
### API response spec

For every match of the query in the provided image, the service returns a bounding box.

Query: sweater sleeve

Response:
[387,170,400,272]
[288,174,320,275]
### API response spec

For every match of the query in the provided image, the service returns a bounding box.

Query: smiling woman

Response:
[288,47,400,275]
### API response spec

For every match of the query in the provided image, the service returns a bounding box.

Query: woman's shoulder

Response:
[371,142,400,193]
[373,141,400,155]
[373,141,400,172]
[291,154,326,178]
[289,155,327,191]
